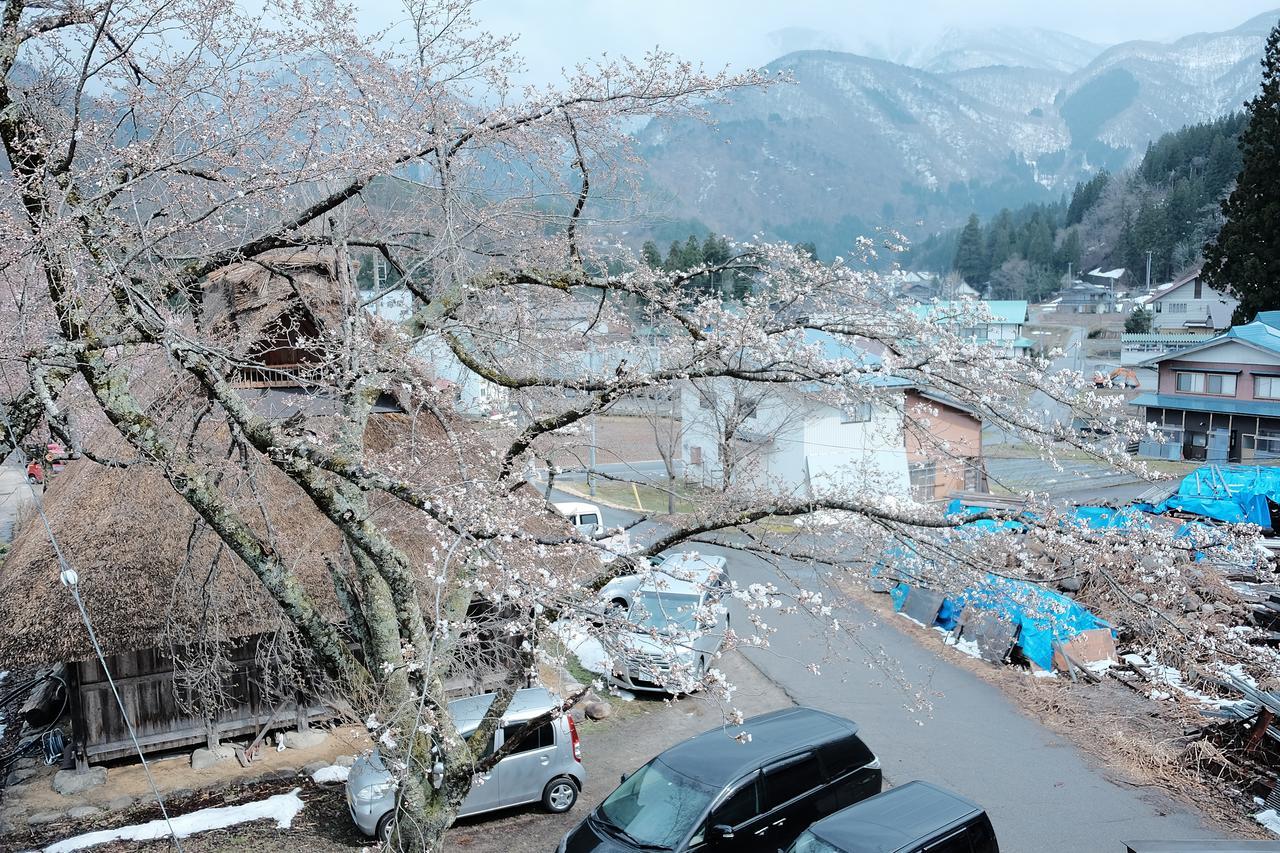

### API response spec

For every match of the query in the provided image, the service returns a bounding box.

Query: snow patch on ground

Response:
[44,789,305,852]
[936,628,982,660]
[1255,808,1280,836]
[310,764,350,784]
[898,613,929,630]
[551,621,611,676]
[1132,656,1251,710]
[610,688,635,702]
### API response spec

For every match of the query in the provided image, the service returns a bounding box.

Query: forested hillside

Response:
[910,112,1248,301]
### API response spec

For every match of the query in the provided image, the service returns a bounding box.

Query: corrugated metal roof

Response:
[1141,317,1280,365]
[911,300,1027,325]
[801,329,912,389]
[1131,392,1280,418]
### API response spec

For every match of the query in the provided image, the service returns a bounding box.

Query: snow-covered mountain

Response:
[635,12,1277,256]
[904,27,1106,74]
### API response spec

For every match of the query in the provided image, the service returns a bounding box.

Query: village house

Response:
[1136,267,1239,334]
[1132,311,1280,462]
[0,251,534,772]
[912,300,1031,358]
[680,332,985,501]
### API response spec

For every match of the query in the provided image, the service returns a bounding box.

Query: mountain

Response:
[634,12,1277,259]
[910,27,1107,74]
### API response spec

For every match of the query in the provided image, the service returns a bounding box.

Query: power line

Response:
[1,419,184,851]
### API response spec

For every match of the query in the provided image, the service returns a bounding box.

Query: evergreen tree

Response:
[702,234,730,267]
[1067,171,1109,226]
[953,214,988,285]
[641,240,662,269]
[1203,21,1280,323]
[1056,229,1082,274]
[1125,307,1154,334]
[682,235,703,269]
[663,240,682,271]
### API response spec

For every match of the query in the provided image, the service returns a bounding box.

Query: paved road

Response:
[568,493,1226,853]
[704,542,1220,853]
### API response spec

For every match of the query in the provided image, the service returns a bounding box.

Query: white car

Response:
[597,553,731,694]
[554,501,605,539]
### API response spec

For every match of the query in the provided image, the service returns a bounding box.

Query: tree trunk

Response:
[392,772,461,853]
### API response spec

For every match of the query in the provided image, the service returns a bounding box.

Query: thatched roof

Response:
[201,248,348,354]
[0,413,454,667]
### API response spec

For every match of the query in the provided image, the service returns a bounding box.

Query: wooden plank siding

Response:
[73,638,331,763]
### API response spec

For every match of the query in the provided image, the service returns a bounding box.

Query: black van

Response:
[558,707,882,852]
[785,781,998,853]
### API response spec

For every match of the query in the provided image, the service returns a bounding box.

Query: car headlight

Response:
[352,780,396,802]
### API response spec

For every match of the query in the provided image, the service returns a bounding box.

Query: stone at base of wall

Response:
[283,729,328,750]
[190,745,236,771]
[52,767,107,796]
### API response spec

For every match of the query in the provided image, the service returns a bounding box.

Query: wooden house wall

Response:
[73,638,328,763]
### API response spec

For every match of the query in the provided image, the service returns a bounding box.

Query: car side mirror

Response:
[709,824,735,842]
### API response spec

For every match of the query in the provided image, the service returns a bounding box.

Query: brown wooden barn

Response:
[0,250,547,768]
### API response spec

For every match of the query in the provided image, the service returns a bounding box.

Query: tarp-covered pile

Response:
[892,573,1109,671]
[1138,465,1280,529]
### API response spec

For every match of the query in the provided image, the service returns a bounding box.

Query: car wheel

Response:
[375,811,395,844]
[542,776,579,813]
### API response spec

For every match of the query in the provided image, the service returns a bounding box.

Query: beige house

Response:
[904,390,986,501]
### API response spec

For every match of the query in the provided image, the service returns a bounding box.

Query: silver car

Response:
[346,687,586,842]
[598,553,731,694]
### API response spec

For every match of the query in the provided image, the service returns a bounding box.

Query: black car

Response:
[559,707,882,852]
[785,781,997,853]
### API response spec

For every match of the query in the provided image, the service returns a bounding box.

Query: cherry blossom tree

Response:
[0,2,1270,851]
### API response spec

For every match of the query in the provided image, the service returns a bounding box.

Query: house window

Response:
[698,391,714,409]
[373,256,389,289]
[1175,372,1236,396]
[1167,302,1188,314]
[1257,376,1280,400]
[841,402,872,424]
[909,461,937,501]
[1194,279,1202,299]
[963,460,984,492]
[740,400,759,420]
[690,446,703,465]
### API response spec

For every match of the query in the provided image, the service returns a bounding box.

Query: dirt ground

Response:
[7,651,792,853]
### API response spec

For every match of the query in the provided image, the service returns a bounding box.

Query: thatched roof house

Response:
[0,250,571,765]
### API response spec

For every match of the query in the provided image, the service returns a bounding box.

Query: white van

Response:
[554,501,605,539]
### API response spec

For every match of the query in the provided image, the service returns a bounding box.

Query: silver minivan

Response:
[346,687,586,842]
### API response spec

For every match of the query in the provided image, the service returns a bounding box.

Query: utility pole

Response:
[1145,250,1153,293]
[589,415,597,497]
[588,340,597,497]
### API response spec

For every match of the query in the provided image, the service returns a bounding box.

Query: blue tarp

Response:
[1070,505,1147,530]
[891,572,1108,671]
[1142,465,1280,528]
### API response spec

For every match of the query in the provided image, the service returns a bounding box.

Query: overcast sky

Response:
[363,1,1280,84]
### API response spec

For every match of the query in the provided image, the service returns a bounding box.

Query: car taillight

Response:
[568,715,582,762]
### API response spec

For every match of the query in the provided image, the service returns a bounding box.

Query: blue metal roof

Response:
[1131,392,1280,418]
[1142,316,1280,365]
[802,330,912,389]
[911,300,1027,325]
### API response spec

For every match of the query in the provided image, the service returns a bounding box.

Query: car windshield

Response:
[630,591,701,632]
[596,758,715,849]
[787,831,842,853]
